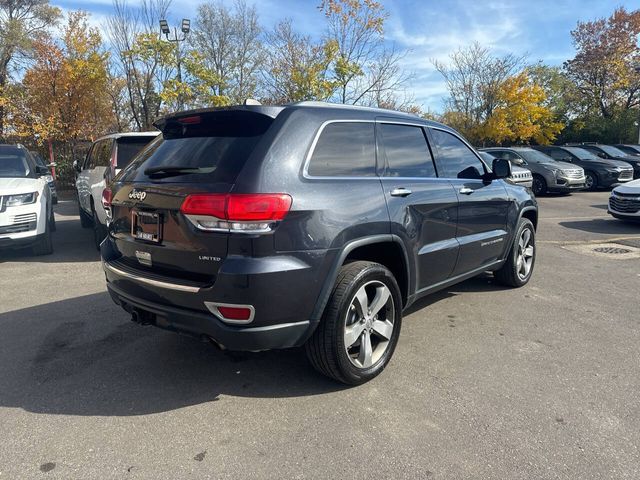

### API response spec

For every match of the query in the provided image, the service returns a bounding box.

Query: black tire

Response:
[494,218,536,288]
[32,220,53,256]
[92,209,106,250]
[305,261,402,385]
[49,207,56,232]
[584,171,598,191]
[531,175,547,196]
[79,201,92,228]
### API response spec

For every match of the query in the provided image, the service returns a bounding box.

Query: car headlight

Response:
[5,192,38,207]
[550,168,562,177]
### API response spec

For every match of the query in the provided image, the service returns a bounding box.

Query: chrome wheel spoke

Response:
[354,286,369,317]
[357,331,373,368]
[524,245,534,258]
[372,319,393,340]
[369,286,390,317]
[344,322,366,348]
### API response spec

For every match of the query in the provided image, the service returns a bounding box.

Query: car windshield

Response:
[516,148,558,164]
[0,147,31,178]
[564,147,600,161]
[599,145,628,157]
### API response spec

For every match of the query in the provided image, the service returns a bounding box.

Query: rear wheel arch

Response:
[310,235,412,323]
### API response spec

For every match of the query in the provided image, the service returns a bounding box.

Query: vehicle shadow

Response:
[0,292,344,417]
[559,218,640,235]
[590,204,609,210]
[404,273,502,316]
[0,200,98,264]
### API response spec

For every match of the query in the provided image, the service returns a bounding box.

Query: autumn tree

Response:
[481,72,563,145]
[188,0,263,105]
[564,7,640,119]
[320,0,411,107]
[262,19,337,103]
[14,11,113,157]
[434,43,524,143]
[0,0,60,136]
[108,0,174,130]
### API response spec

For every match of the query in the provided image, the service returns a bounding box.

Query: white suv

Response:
[0,144,55,255]
[74,132,159,248]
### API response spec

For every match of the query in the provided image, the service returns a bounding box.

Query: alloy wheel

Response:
[585,174,595,190]
[516,227,535,281]
[343,281,395,369]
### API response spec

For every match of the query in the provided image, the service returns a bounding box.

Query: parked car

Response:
[101,102,538,385]
[478,151,533,188]
[569,144,640,179]
[0,144,55,255]
[74,132,159,249]
[480,147,585,196]
[30,151,57,204]
[532,145,634,191]
[613,144,640,157]
[608,179,640,222]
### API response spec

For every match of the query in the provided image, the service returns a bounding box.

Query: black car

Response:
[101,102,538,384]
[570,144,640,179]
[613,144,640,157]
[532,145,634,191]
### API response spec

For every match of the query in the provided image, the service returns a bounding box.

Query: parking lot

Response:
[0,191,639,479]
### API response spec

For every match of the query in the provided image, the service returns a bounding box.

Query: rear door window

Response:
[307,122,376,177]
[116,136,156,169]
[380,123,436,178]
[120,111,274,184]
[95,140,112,168]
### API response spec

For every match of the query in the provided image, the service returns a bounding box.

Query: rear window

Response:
[116,136,157,169]
[307,122,376,177]
[119,111,274,184]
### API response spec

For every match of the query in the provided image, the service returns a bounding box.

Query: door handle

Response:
[390,187,412,197]
[459,187,474,195]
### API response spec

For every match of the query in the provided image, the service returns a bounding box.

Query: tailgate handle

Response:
[390,187,412,197]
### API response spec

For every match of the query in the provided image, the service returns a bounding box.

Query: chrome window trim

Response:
[103,261,201,293]
[302,118,432,180]
[302,119,378,180]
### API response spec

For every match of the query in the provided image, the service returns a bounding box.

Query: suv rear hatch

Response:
[107,109,277,286]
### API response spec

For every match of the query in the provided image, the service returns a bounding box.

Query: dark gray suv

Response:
[101,102,538,384]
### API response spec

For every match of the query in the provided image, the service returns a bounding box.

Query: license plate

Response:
[131,211,162,243]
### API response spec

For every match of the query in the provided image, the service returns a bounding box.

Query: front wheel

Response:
[584,171,598,191]
[531,175,547,196]
[305,261,402,385]
[494,218,536,287]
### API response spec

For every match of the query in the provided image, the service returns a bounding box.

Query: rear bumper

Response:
[101,236,332,351]
[106,282,312,351]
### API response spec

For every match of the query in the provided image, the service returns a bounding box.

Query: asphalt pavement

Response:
[0,191,639,479]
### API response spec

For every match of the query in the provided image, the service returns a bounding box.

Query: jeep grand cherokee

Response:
[101,102,538,385]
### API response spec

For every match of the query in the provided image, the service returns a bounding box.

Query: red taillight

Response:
[217,306,252,321]
[178,115,201,125]
[180,193,292,221]
[102,188,113,209]
[180,194,227,218]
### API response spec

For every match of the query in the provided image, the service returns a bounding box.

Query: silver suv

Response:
[481,147,585,195]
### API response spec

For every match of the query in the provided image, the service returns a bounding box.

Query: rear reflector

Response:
[205,302,255,324]
[181,193,292,221]
[217,306,252,321]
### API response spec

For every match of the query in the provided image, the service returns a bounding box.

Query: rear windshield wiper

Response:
[144,166,215,177]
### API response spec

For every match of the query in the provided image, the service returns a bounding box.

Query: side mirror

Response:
[492,158,511,179]
[35,165,49,176]
[73,159,81,173]
[597,152,607,158]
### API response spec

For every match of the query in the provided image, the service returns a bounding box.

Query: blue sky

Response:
[52,0,639,111]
